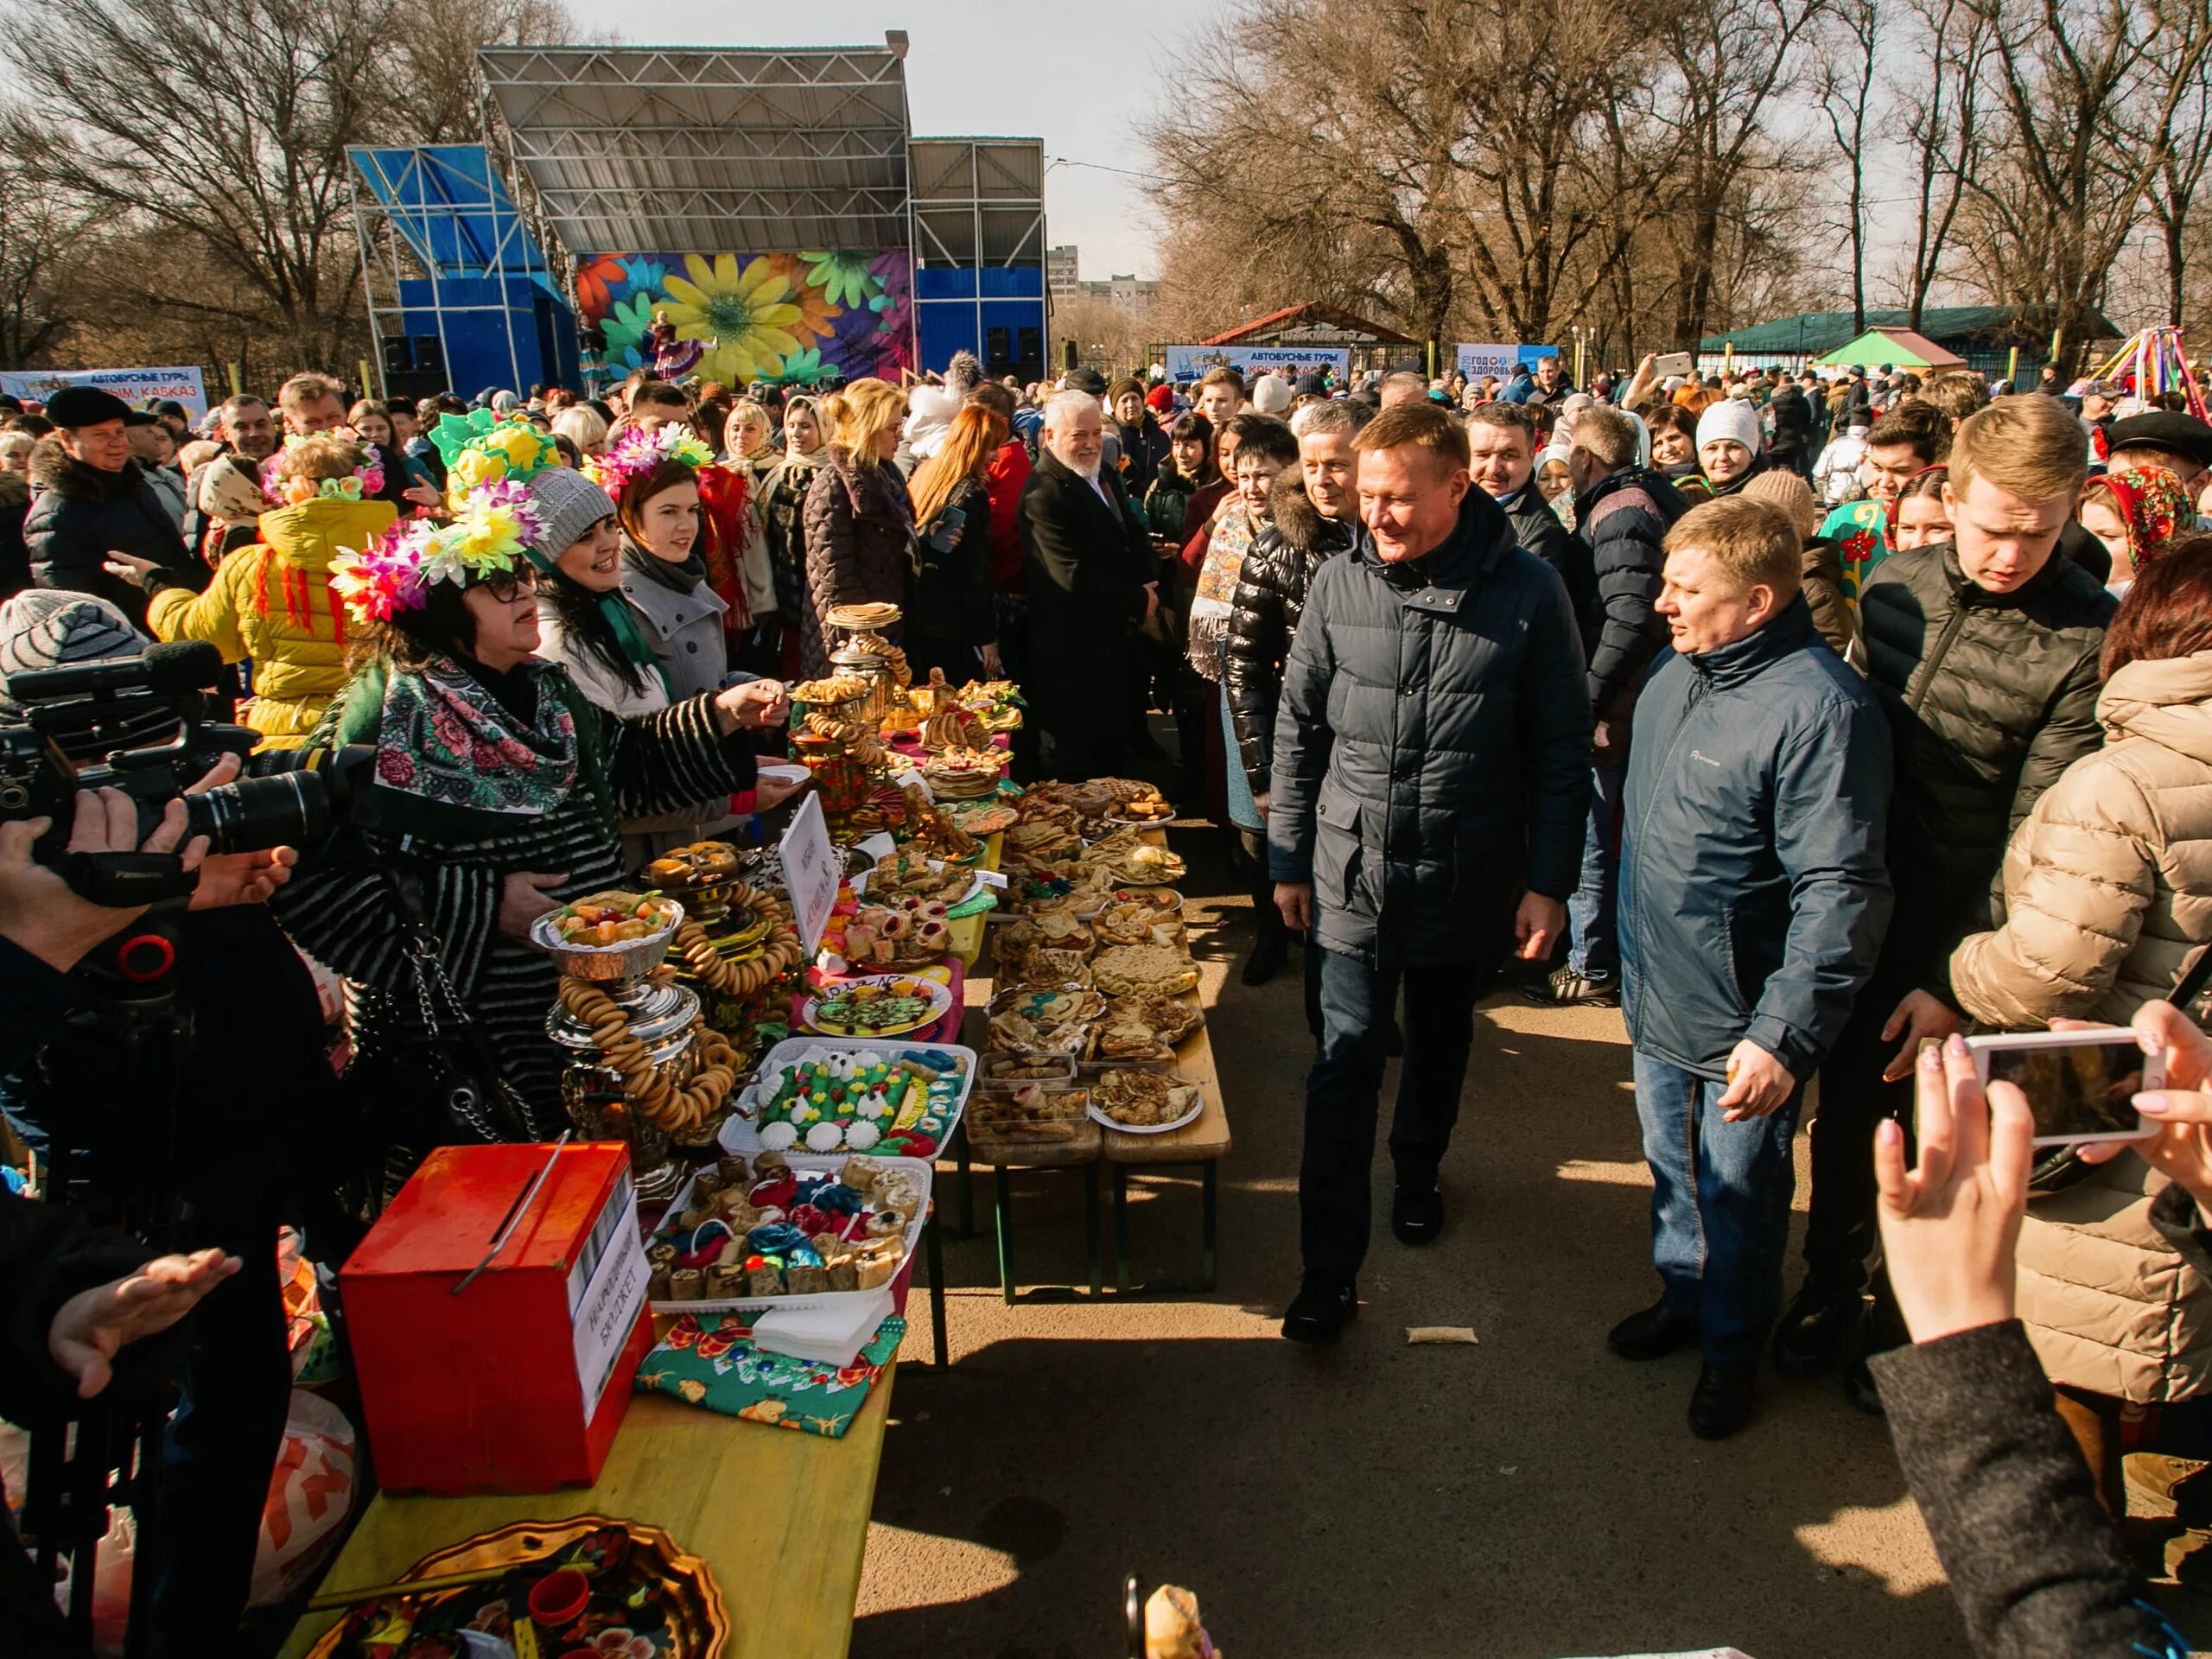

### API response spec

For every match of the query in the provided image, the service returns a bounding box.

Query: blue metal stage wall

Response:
[396,277,580,396]
[914,266,1047,380]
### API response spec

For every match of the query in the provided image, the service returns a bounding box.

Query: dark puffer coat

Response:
[1858,541,2115,991]
[1267,486,1591,967]
[799,448,914,678]
[1619,598,1893,1080]
[1222,474,1357,798]
[1574,464,1689,733]
[23,442,200,629]
[1495,480,1599,658]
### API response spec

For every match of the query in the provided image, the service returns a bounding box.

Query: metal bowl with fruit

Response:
[531,891,686,988]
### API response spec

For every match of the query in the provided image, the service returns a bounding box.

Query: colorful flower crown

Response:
[429,410,561,512]
[583,420,712,502]
[264,435,385,507]
[329,481,546,626]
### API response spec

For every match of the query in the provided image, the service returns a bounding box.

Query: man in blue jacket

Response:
[1611,495,1893,1439]
[1269,402,1590,1344]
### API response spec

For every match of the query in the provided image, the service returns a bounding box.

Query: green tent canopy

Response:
[1810,327,1966,371]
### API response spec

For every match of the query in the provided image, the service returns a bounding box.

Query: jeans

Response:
[1300,948,1495,1282]
[1633,1047,1805,1370]
[1566,764,1624,983]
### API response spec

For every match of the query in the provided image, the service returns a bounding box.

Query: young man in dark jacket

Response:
[1525,405,1688,1009]
[1612,496,1894,1440]
[22,386,202,629]
[1786,393,2116,1406]
[1268,403,1589,1343]
[1465,401,1598,651]
[1224,400,1366,988]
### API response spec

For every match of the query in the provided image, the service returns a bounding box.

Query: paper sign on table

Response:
[781,791,841,954]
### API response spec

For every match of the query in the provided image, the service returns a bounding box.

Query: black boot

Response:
[1281,1276,1358,1344]
[1243,898,1288,986]
[1689,1364,1759,1440]
[1772,1273,1868,1377]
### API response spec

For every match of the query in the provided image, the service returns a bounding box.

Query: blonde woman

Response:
[904,403,1001,679]
[798,379,912,677]
[553,404,609,459]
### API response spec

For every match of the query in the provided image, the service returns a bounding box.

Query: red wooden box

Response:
[341,1142,654,1495]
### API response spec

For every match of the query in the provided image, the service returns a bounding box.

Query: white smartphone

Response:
[1963,1029,2164,1147]
[1652,351,1694,378]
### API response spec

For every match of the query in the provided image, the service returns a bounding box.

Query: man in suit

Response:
[1016,391,1159,779]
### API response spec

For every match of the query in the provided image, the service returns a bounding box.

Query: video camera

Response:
[0,639,373,879]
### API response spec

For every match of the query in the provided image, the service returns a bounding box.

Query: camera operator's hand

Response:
[499,871,568,944]
[0,790,204,972]
[48,1247,241,1400]
[180,754,298,909]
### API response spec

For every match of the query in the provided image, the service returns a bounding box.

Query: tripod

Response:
[21,899,193,1657]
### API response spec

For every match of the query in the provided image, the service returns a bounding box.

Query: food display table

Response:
[280,1376,895,1659]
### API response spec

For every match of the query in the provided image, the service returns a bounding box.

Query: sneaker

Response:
[1689,1364,1759,1440]
[1841,1352,1885,1416]
[1606,1299,1699,1361]
[1391,1179,1444,1246]
[1772,1276,1868,1377]
[1281,1277,1358,1345]
[1522,966,1619,1007]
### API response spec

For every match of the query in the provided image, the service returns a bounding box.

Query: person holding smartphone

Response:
[1947,537,2212,1516]
[904,403,1002,682]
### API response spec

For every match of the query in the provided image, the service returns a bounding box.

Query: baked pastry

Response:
[1111,993,1203,1046]
[986,1008,1092,1056]
[1092,1003,1178,1063]
[999,947,1094,988]
[1094,1067,1201,1128]
[1091,900,1183,949]
[969,1083,1087,1142]
[1091,944,1202,998]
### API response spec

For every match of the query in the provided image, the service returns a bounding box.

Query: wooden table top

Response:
[281,1370,896,1659]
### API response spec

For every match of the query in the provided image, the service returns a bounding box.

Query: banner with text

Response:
[0,365,208,419]
[1162,346,1351,386]
[1453,343,1562,383]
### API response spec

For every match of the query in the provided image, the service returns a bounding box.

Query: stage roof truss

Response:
[479,43,914,253]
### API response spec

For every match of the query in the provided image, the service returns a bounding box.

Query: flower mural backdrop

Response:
[575,250,914,385]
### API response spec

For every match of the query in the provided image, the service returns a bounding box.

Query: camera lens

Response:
[185,772,330,856]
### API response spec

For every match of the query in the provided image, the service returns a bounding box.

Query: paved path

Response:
[849,825,2197,1657]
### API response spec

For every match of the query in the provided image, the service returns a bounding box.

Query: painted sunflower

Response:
[660,253,804,382]
[766,253,844,341]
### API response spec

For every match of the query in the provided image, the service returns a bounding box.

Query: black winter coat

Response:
[1620,599,1893,1080]
[1858,542,2115,993]
[1495,480,1599,658]
[1872,1320,2191,1657]
[23,442,200,629]
[1018,451,1155,747]
[1222,474,1356,797]
[1112,416,1171,497]
[1573,465,1689,731]
[799,448,914,678]
[1267,486,1592,967]
[1769,385,1815,461]
[906,474,995,657]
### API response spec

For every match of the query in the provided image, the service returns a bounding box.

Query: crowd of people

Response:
[5,338,2212,1654]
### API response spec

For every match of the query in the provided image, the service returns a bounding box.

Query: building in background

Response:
[1046,245,1080,302]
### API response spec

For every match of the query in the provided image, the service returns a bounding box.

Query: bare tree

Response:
[0,157,78,368]
[1891,0,1989,329]
[2141,29,2212,327]
[1815,0,1879,333]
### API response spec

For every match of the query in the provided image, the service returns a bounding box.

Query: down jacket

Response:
[1495,479,1599,657]
[1573,465,1689,731]
[1267,485,1590,968]
[1948,650,2212,1407]
[1620,598,1894,1081]
[23,442,200,629]
[799,448,914,678]
[1222,473,1357,798]
[1859,542,2115,994]
[144,495,396,747]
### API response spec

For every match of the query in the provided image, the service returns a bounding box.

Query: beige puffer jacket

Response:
[1950,650,2212,1402]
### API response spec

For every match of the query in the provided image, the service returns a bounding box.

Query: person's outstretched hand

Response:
[1876,1033,2035,1344]
[48,1248,241,1399]
[2075,999,2212,1223]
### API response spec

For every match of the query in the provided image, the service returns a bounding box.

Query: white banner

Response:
[1454,343,1562,382]
[1163,345,1351,386]
[0,365,209,419]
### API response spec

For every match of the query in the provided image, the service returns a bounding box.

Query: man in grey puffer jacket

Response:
[1268,403,1589,1344]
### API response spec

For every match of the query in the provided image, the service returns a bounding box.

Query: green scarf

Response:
[525,544,672,704]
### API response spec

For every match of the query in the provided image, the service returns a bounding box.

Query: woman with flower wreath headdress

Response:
[270,421,789,1149]
[103,433,397,748]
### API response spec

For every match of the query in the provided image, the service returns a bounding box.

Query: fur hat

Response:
[195,453,268,521]
[944,351,982,401]
[1695,398,1763,455]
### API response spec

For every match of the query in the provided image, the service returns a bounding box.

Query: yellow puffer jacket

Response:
[1951,650,2212,1403]
[147,496,396,748]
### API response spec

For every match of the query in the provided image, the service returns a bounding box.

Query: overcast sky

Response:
[560,1,1190,279]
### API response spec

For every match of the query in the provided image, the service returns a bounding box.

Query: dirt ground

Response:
[852,822,2206,1659]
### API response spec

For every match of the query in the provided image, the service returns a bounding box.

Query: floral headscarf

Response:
[2082,462,2193,573]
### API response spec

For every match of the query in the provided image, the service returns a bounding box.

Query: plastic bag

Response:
[246,1391,357,1609]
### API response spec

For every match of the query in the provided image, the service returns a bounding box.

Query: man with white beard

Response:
[1017,390,1160,779]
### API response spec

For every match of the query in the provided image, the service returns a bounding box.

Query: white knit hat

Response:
[1696,398,1763,455]
[1250,374,1294,416]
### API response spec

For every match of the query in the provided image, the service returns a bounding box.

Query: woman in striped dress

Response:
[273,478,787,1144]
